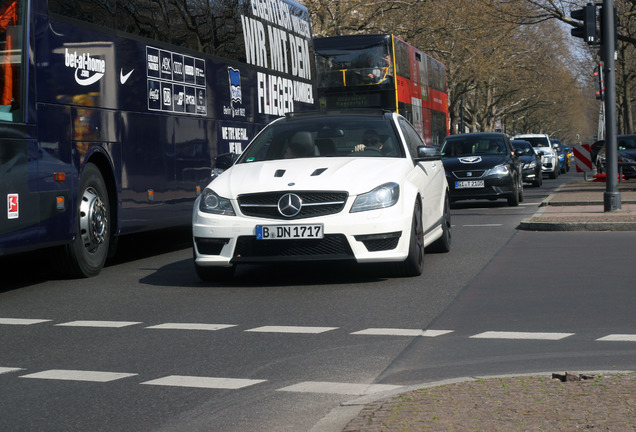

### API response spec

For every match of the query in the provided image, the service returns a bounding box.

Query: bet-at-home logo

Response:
[65,48,106,86]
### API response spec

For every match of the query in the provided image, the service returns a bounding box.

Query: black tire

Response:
[61,163,110,278]
[549,169,557,179]
[532,170,543,187]
[428,193,451,253]
[507,179,520,206]
[396,200,424,277]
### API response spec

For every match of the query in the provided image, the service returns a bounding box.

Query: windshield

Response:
[238,116,404,163]
[441,136,507,157]
[618,136,636,150]
[518,137,550,148]
[316,37,393,87]
[512,141,532,154]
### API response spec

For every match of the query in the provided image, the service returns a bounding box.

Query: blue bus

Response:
[0,0,316,277]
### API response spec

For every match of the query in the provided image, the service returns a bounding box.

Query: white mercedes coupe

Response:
[193,111,451,280]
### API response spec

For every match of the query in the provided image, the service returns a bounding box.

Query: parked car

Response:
[440,132,523,206]
[513,133,559,179]
[512,139,542,187]
[193,110,451,280]
[551,138,569,173]
[594,134,636,179]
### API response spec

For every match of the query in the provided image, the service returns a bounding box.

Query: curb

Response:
[310,370,635,432]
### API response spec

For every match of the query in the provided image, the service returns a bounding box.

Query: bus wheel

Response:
[64,163,110,278]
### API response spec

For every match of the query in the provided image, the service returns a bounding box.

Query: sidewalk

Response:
[519,179,636,231]
[333,179,636,432]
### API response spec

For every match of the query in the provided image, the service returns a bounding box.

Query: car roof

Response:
[444,132,507,139]
[514,133,549,138]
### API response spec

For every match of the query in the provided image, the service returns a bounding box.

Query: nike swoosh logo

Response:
[120,68,134,84]
[75,69,104,86]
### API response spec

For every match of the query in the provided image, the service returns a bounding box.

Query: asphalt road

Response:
[1,173,634,432]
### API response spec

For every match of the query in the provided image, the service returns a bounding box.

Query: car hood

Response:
[442,155,509,171]
[208,157,412,197]
[619,149,636,160]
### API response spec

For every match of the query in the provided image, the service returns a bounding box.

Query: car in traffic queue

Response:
[192,110,452,280]
[551,138,569,174]
[594,134,636,179]
[440,132,524,206]
[513,133,559,179]
[511,139,542,187]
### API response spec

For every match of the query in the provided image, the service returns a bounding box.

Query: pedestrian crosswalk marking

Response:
[0,367,23,375]
[0,318,51,325]
[596,334,636,342]
[277,381,403,395]
[141,375,266,389]
[146,323,237,331]
[245,326,338,334]
[20,370,137,382]
[56,320,141,328]
[470,331,574,340]
[351,328,453,337]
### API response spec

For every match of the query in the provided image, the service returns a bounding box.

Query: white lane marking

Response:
[0,367,23,375]
[56,320,141,328]
[20,370,137,382]
[146,323,237,331]
[245,326,338,334]
[597,334,636,342]
[0,318,51,325]
[278,381,403,395]
[351,328,454,337]
[470,331,573,340]
[462,224,503,227]
[520,202,540,206]
[141,375,266,389]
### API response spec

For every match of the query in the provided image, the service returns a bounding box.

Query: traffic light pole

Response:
[602,0,621,211]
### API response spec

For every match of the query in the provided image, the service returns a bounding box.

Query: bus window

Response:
[0,0,21,122]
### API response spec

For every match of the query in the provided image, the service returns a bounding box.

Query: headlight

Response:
[523,161,536,169]
[199,188,236,215]
[351,182,399,213]
[485,164,510,176]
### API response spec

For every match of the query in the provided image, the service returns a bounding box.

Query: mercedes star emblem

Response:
[278,193,303,217]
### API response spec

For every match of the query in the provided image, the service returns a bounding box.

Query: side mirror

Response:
[416,145,442,161]
[514,149,525,157]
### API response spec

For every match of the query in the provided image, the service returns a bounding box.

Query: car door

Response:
[397,117,444,228]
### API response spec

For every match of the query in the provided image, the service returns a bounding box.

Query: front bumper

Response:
[447,174,515,202]
[193,199,414,267]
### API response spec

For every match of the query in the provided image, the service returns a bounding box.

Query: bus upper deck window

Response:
[0,0,20,122]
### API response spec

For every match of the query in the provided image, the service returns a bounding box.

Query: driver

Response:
[353,129,383,153]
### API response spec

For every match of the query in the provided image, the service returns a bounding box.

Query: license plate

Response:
[256,224,323,240]
[455,180,484,189]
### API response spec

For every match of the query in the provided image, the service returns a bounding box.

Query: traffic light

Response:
[571,3,597,44]
[594,63,605,101]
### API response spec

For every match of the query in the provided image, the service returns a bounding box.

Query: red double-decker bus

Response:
[315,34,448,146]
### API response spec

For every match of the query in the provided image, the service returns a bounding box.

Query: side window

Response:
[0,0,22,122]
[398,117,423,158]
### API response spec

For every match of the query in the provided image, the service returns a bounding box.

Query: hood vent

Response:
[311,168,327,176]
[274,169,286,177]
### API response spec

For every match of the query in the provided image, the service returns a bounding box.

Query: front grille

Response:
[452,170,486,179]
[231,234,354,262]
[238,191,348,220]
